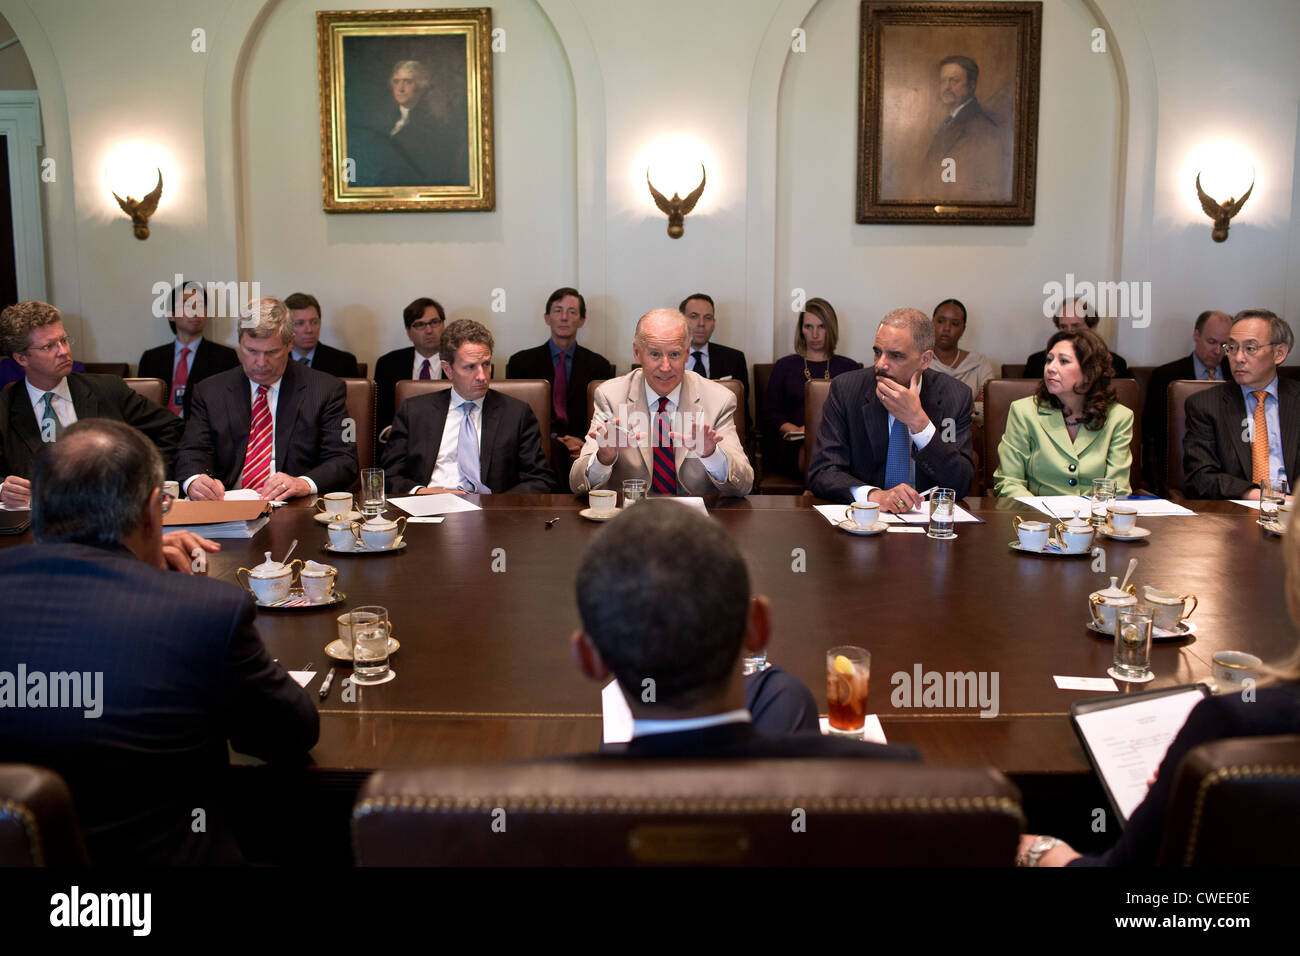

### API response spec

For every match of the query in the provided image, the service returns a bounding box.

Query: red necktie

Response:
[652,396,677,494]
[241,385,272,491]
[553,353,568,424]
[169,346,191,415]
[419,358,431,380]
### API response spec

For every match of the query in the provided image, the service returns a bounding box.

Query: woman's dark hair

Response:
[1034,328,1116,430]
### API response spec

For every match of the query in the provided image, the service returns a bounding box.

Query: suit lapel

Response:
[1037,403,1079,458]
[675,373,704,475]
[1223,386,1252,480]
[861,374,889,467]
[7,384,41,459]
[422,391,451,481]
[274,363,303,469]
[628,370,654,475]
[229,372,254,477]
[479,390,500,487]
[67,374,101,419]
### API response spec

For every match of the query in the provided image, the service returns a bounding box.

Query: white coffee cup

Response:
[845,500,880,529]
[317,492,353,518]
[328,521,358,549]
[1143,586,1197,630]
[590,489,618,516]
[301,566,337,603]
[1211,650,1262,688]
[1013,516,1049,551]
[359,515,406,550]
[1107,503,1139,534]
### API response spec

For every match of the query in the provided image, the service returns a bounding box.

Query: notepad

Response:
[389,493,482,516]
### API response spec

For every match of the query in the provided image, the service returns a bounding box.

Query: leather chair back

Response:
[585,378,744,437]
[341,378,376,471]
[1166,380,1223,496]
[1001,364,1026,379]
[123,377,167,406]
[353,759,1023,866]
[1130,366,1154,422]
[984,379,1142,491]
[1158,735,1300,866]
[800,379,833,473]
[355,362,368,379]
[393,380,552,467]
[0,764,89,866]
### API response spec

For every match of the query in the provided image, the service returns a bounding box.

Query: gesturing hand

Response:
[876,371,929,433]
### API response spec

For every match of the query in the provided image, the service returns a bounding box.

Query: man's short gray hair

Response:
[238,297,293,346]
[879,307,935,354]
[633,309,689,351]
[1234,309,1293,352]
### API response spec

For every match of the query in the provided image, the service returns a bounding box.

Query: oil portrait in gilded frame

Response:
[317,8,494,212]
[857,2,1040,225]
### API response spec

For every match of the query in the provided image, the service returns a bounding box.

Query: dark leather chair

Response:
[1158,735,1300,866]
[800,379,833,474]
[341,378,376,472]
[1001,363,1027,379]
[1166,380,1223,498]
[1130,366,1153,424]
[122,377,167,406]
[751,363,805,494]
[584,379,744,437]
[983,379,1142,492]
[0,764,89,866]
[391,379,552,468]
[84,362,128,377]
[352,759,1023,866]
[355,362,368,379]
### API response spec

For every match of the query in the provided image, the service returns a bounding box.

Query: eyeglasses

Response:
[24,336,73,355]
[160,490,175,514]
[1222,343,1277,357]
[410,319,443,332]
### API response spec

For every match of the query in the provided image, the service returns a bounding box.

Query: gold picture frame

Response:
[317,8,494,212]
[856,2,1041,224]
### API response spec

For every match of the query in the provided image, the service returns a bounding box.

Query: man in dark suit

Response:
[0,301,182,508]
[506,287,613,488]
[680,292,750,401]
[283,291,360,378]
[373,296,446,434]
[1023,297,1130,380]
[176,296,358,500]
[137,279,239,418]
[0,419,318,864]
[1184,310,1297,499]
[808,308,974,507]
[382,319,553,494]
[570,499,917,760]
[1142,309,1234,489]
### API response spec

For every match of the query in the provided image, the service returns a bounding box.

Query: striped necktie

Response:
[241,385,272,491]
[652,396,677,494]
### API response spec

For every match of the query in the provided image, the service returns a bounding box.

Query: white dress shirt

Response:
[632,708,751,739]
[423,390,484,491]
[412,351,442,380]
[25,378,76,432]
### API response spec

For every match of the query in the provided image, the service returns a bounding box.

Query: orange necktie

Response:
[1251,390,1269,484]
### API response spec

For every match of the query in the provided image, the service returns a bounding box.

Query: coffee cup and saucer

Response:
[837,501,885,536]
[314,492,362,525]
[1097,502,1150,540]
[579,488,619,522]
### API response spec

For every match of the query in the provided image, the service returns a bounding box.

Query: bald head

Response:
[1192,310,1232,370]
[633,309,690,397]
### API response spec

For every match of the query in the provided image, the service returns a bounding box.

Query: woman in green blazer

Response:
[994,328,1133,497]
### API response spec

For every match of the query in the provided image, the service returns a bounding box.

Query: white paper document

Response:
[405,516,446,524]
[288,670,317,689]
[1230,499,1261,510]
[223,489,263,501]
[813,503,979,526]
[662,496,708,515]
[1018,495,1195,517]
[1054,675,1119,692]
[389,493,482,516]
[1073,688,1206,820]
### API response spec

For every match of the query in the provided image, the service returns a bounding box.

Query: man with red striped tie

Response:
[570,309,753,497]
[177,297,358,501]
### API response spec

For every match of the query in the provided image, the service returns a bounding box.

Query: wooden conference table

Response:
[196,495,1288,780]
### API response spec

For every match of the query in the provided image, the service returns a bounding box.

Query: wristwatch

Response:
[1018,836,1062,867]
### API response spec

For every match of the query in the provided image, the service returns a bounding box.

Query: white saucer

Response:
[836,519,887,536]
[579,507,617,522]
[349,669,396,686]
[1098,526,1151,540]
[1107,666,1155,684]
[256,587,346,610]
[323,540,406,555]
[325,636,400,662]
[1008,540,1094,558]
[314,510,363,525]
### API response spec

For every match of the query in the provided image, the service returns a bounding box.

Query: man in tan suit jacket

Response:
[570,309,753,496]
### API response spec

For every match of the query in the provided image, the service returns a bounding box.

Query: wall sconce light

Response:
[647,165,706,239]
[1195,170,1253,243]
[109,168,163,240]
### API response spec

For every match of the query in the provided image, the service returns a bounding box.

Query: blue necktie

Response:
[691,351,706,375]
[884,418,910,488]
[41,392,64,442]
[457,402,490,494]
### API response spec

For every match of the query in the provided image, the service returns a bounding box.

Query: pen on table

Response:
[318,667,336,700]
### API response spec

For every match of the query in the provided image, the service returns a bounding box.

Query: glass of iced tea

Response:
[826,646,870,735]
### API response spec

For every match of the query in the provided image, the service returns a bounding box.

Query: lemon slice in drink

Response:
[833,654,855,675]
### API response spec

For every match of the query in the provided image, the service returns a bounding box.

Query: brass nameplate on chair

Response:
[627,825,751,864]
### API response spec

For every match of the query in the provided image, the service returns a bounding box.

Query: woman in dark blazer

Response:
[761,298,857,480]
[994,328,1133,497]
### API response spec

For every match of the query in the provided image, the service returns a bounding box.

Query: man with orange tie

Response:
[176,297,358,500]
[0,300,183,508]
[570,309,752,496]
[137,279,239,419]
[1183,310,1298,499]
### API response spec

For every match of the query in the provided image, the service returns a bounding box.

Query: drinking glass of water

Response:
[927,488,957,539]
[360,468,385,516]
[349,605,392,684]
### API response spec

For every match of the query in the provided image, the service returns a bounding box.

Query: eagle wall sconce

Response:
[111,168,163,240]
[1196,170,1252,243]
[647,165,705,239]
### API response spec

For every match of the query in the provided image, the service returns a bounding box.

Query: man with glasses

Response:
[0,300,183,508]
[1184,310,1297,499]
[374,296,448,434]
